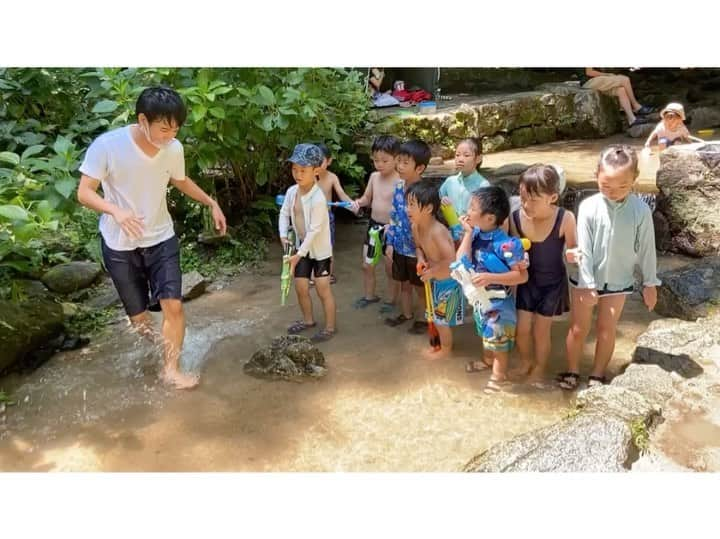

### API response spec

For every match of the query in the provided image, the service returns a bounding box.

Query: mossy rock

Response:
[0,298,64,372]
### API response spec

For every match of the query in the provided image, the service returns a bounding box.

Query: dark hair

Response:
[398,139,431,168]
[518,164,561,198]
[371,135,401,156]
[315,142,331,159]
[596,144,639,176]
[405,179,440,216]
[136,86,187,126]
[471,185,510,226]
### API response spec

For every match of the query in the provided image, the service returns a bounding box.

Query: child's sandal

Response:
[353,296,381,309]
[556,372,580,390]
[384,314,411,327]
[287,320,317,334]
[587,375,606,388]
[484,378,514,395]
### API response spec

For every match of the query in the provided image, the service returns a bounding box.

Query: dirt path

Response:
[0,217,664,471]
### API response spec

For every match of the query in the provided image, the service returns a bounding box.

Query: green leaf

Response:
[34,200,53,221]
[256,85,276,107]
[192,105,207,122]
[13,222,40,242]
[0,152,20,166]
[21,145,46,162]
[54,177,77,199]
[92,99,120,114]
[53,136,72,155]
[0,204,30,222]
[260,116,274,132]
[209,107,225,119]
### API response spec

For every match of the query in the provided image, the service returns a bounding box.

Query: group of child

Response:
[278,102,686,393]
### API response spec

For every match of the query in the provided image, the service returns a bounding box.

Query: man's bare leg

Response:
[158,298,198,389]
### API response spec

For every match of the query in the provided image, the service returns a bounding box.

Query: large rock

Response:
[0,298,64,372]
[632,315,719,378]
[627,122,655,138]
[463,412,636,472]
[689,106,720,130]
[181,271,208,301]
[244,335,327,381]
[611,364,675,409]
[655,259,720,321]
[41,261,102,294]
[655,143,720,257]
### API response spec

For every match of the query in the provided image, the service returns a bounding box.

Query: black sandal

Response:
[353,296,381,309]
[587,375,606,388]
[556,372,580,390]
[384,314,411,327]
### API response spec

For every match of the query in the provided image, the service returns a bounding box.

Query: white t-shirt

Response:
[79,125,185,250]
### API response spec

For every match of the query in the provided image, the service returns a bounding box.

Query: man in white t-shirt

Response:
[77,86,227,389]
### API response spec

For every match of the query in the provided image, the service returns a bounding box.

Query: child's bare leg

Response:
[313,276,336,332]
[384,254,399,304]
[527,313,553,383]
[361,245,377,300]
[413,284,425,321]
[615,86,636,124]
[158,298,198,389]
[509,309,533,378]
[295,278,315,324]
[399,281,413,319]
[487,350,509,381]
[565,287,595,376]
[591,295,626,379]
[618,75,641,110]
[422,325,453,360]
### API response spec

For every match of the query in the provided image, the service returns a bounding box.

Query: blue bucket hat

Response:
[288,143,324,167]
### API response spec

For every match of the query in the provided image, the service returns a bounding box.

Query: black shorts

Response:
[516,279,569,317]
[101,235,182,317]
[569,277,635,296]
[295,256,332,280]
[364,218,388,255]
[392,252,423,287]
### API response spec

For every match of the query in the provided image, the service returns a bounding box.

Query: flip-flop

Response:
[287,320,317,334]
[384,314,411,327]
[407,320,428,335]
[379,301,395,314]
[529,380,556,391]
[465,360,492,374]
[556,372,580,390]
[353,296,381,309]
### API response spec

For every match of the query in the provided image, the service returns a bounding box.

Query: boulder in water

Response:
[42,261,102,294]
[0,298,64,372]
[182,270,208,301]
[655,258,720,321]
[244,335,327,381]
[655,142,720,257]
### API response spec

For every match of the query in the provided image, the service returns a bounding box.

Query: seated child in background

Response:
[457,186,528,394]
[408,180,464,359]
[279,143,337,343]
[385,139,433,334]
[560,144,660,390]
[508,164,577,389]
[644,102,703,151]
[314,142,359,285]
[354,135,401,310]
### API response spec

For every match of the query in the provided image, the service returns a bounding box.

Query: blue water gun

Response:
[275,194,353,209]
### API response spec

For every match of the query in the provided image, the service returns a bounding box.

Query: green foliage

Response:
[0,67,373,290]
[180,233,268,279]
[65,304,119,337]
[0,389,14,405]
[630,418,650,455]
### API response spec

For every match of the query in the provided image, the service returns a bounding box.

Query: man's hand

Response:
[210,201,227,235]
[112,207,144,239]
[642,286,657,311]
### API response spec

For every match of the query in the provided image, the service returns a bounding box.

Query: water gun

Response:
[417,262,441,351]
[280,229,296,306]
[440,202,463,241]
[365,225,384,266]
[449,255,507,314]
[477,235,531,274]
[275,194,352,209]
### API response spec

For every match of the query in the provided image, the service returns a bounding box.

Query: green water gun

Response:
[441,202,463,241]
[281,229,296,306]
[365,225,384,266]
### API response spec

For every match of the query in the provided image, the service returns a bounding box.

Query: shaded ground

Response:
[0,137,671,472]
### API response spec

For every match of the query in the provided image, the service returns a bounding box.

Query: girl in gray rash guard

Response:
[559,144,660,390]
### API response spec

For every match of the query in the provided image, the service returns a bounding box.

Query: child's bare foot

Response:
[508,360,533,380]
[422,347,450,361]
[160,369,200,390]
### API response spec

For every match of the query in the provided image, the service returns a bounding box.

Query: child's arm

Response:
[637,203,661,310]
[439,177,452,206]
[331,173,360,212]
[455,215,474,261]
[421,228,455,281]
[278,189,292,246]
[561,210,578,251]
[355,173,375,208]
[575,201,596,289]
[473,265,528,287]
[644,124,661,148]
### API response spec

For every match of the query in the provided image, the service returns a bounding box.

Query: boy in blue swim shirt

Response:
[456,186,528,394]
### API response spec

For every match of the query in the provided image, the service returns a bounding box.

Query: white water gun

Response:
[449,255,506,314]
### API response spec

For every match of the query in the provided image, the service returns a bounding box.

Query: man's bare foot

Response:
[508,361,533,380]
[422,347,451,361]
[160,369,200,390]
